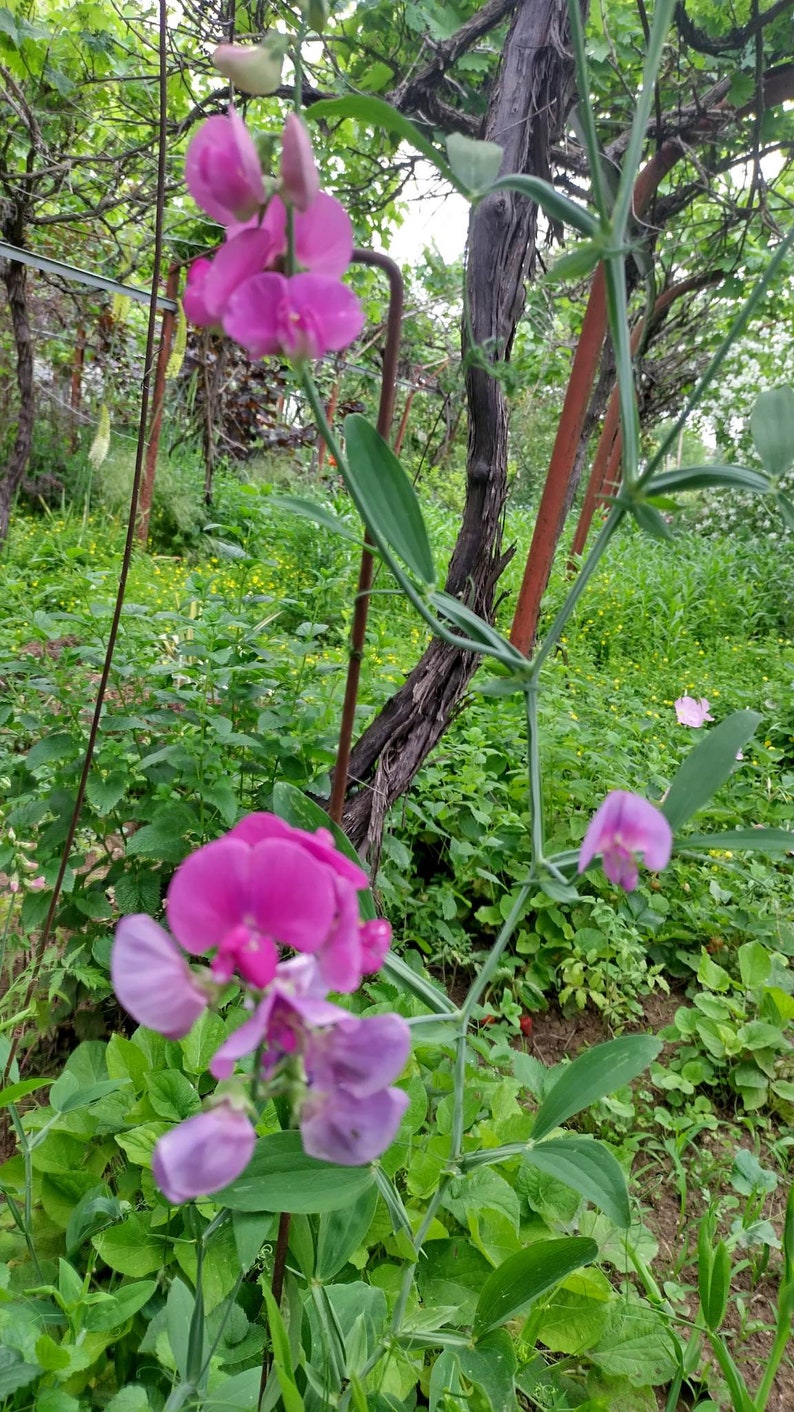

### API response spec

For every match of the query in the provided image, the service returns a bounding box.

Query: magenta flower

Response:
[280,113,320,212]
[209,956,347,1081]
[183,228,278,329]
[166,812,383,993]
[675,696,714,728]
[111,915,208,1039]
[223,272,363,362]
[185,108,265,225]
[152,1101,256,1204]
[579,790,673,892]
[230,192,355,278]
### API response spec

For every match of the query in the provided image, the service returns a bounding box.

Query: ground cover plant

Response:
[2,2,794,1412]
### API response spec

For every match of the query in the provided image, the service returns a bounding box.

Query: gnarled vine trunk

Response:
[341,0,584,855]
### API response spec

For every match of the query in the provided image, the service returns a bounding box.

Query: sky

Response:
[388,161,470,266]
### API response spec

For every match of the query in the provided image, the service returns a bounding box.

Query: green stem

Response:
[525,683,544,863]
[8,1103,42,1281]
[708,1332,754,1412]
[753,1299,793,1409]
[532,505,625,674]
[462,881,533,1023]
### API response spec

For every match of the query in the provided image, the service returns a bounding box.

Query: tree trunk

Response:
[0,247,35,542]
[341,0,581,856]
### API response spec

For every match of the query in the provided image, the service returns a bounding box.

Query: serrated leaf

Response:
[86,771,127,815]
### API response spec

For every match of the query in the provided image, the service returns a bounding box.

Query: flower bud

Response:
[280,113,320,213]
[212,35,289,96]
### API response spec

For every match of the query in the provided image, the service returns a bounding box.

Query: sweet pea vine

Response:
[111,813,408,1203]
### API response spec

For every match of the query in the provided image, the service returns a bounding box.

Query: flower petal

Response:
[152,1103,256,1203]
[294,193,354,276]
[280,113,320,212]
[301,1085,409,1166]
[223,272,289,360]
[185,109,265,224]
[306,1013,411,1098]
[289,274,364,354]
[111,915,207,1039]
[209,997,273,1080]
[166,836,252,954]
[249,838,337,953]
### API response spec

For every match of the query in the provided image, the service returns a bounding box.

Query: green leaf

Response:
[85,770,128,815]
[662,710,763,831]
[93,1214,166,1276]
[523,1137,630,1227]
[343,413,436,584]
[590,1301,678,1386]
[776,490,794,530]
[145,1070,201,1122]
[203,1370,263,1412]
[262,1282,306,1412]
[308,95,455,186]
[26,731,78,770]
[458,1329,516,1411]
[630,502,673,541]
[0,1350,39,1399]
[678,827,794,853]
[644,464,771,495]
[316,1183,378,1280]
[489,174,598,236]
[218,1131,376,1213]
[532,1036,661,1141]
[429,590,525,664]
[750,386,794,476]
[445,132,503,194]
[473,1237,599,1337]
[269,494,363,545]
[83,1280,157,1331]
[0,1076,53,1107]
[545,241,602,283]
[66,1187,124,1256]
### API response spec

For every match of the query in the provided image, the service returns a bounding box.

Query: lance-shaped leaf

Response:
[488,174,598,236]
[750,386,794,477]
[532,1036,660,1142]
[218,1131,375,1213]
[308,96,456,187]
[344,414,436,585]
[269,494,364,545]
[676,827,794,854]
[662,710,763,832]
[523,1136,630,1227]
[644,464,771,495]
[473,1238,598,1337]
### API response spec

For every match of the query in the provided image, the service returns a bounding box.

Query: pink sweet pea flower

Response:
[209,956,348,1081]
[675,696,714,728]
[231,192,355,278]
[301,1013,411,1165]
[223,271,364,363]
[111,914,209,1039]
[579,790,673,892]
[185,109,265,225]
[152,1101,256,1203]
[280,113,320,212]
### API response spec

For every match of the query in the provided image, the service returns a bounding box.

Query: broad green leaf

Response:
[590,1302,678,1386]
[93,1214,166,1276]
[0,1350,39,1399]
[489,174,598,236]
[750,385,794,476]
[316,1183,378,1280]
[145,1070,201,1122]
[83,1279,157,1331]
[458,1329,516,1411]
[309,95,455,184]
[738,941,772,989]
[26,731,78,770]
[85,770,128,815]
[343,414,436,584]
[66,1187,124,1256]
[269,494,363,545]
[218,1131,375,1213]
[532,1036,660,1141]
[446,132,503,194]
[532,1268,614,1356]
[630,502,673,541]
[644,464,771,495]
[662,710,763,831]
[678,827,794,853]
[473,1237,598,1337]
[523,1137,630,1227]
[203,1370,263,1412]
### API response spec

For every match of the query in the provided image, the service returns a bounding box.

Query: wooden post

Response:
[138,263,180,544]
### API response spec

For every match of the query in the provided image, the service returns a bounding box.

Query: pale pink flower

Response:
[674,696,714,728]
[111,914,209,1040]
[579,790,673,892]
[152,1101,256,1203]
